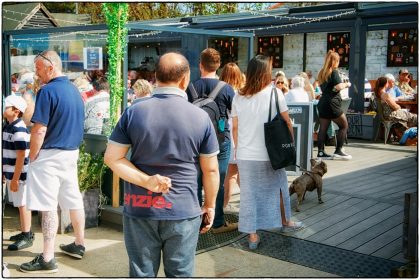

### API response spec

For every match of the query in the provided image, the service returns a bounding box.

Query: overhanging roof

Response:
[2,3,59,30]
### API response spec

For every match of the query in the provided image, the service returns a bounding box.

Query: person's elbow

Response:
[104,143,126,169]
[103,149,114,168]
[200,155,219,175]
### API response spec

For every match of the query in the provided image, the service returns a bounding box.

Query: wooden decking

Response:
[101,139,417,265]
[286,140,417,264]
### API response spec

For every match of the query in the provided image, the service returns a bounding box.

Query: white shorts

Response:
[26,149,84,211]
[6,180,27,207]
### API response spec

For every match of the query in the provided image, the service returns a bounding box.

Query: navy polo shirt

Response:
[109,87,219,220]
[187,78,235,141]
[31,76,84,150]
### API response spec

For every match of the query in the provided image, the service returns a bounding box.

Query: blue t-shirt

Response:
[109,87,219,220]
[2,119,30,181]
[187,78,235,141]
[31,76,84,150]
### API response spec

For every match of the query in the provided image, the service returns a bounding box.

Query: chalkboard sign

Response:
[286,103,314,175]
[387,29,418,67]
[257,36,283,68]
[327,32,350,68]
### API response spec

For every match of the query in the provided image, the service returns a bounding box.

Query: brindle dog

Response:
[289,159,328,212]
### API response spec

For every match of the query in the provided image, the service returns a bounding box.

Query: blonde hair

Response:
[317,50,340,85]
[299,72,315,100]
[132,79,153,98]
[219,62,243,91]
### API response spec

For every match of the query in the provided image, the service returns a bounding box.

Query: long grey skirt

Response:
[237,160,291,233]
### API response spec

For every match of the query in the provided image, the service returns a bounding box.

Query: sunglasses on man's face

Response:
[277,81,284,85]
[35,52,53,66]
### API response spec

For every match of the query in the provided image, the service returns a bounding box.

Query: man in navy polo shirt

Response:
[104,52,219,277]
[20,50,86,274]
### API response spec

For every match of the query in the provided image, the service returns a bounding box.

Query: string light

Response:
[10,30,162,43]
[224,10,356,32]
[6,5,356,42]
[3,8,89,26]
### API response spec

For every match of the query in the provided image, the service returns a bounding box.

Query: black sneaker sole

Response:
[20,267,58,274]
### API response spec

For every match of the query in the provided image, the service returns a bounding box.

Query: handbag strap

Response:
[268,87,282,122]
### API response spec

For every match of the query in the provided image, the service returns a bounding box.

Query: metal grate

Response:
[196,214,245,254]
[230,230,405,277]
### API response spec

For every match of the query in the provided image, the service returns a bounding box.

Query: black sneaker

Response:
[333,150,352,160]
[60,242,85,259]
[8,236,33,251]
[10,231,34,241]
[20,254,58,274]
[9,232,24,241]
[317,151,333,160]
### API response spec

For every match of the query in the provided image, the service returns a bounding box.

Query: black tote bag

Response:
[264,88,296,170]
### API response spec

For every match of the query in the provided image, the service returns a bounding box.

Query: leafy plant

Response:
[103,3,128,130]
[78,144,107,192]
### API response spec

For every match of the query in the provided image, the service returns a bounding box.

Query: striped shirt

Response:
[2,118,30,181]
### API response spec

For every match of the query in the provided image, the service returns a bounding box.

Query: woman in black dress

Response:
[317,50,352,160]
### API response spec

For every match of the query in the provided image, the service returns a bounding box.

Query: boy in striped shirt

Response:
[2,95,33,250]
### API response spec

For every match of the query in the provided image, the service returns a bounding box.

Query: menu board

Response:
[387,29,417,67]
[208,37,238,68]
[83,47,103,70]
[327,32,350,68]
[257,36,283,68]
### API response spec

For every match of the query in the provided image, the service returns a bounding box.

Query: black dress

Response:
[317,69,343,119]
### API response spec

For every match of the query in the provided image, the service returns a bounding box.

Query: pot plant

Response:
[77,144,108,228]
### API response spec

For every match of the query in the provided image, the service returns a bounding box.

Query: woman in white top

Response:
[232,55,302,250]
[285,75,310,103]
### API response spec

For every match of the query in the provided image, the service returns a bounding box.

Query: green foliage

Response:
[103,3,128,130]
[78,145,107,192]
[44,3,76,13]
[78,3,106,24]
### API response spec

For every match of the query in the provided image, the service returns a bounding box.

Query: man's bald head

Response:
[156,52,190,84]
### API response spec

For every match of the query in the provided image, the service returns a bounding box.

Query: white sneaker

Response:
[223,204,239,214]
[333,150,352,160]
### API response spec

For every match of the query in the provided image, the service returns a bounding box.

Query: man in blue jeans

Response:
[187,48,237,233]
[105,52,219,277]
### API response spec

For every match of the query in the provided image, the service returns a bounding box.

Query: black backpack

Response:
[189,81,226,144]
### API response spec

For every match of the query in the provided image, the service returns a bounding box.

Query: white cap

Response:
[5,95,27,113]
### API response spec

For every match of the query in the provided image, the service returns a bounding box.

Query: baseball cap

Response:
[5,95,27,113]
[399,68,409,75]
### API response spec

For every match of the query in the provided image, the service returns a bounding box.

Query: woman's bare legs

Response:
[223,164,239,208]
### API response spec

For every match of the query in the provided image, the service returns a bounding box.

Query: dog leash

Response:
[294,164,311,173]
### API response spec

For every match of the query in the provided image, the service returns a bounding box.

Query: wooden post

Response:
[112,172,120,208]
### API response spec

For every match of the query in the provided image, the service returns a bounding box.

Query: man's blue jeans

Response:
[123,215,201,277]
[197,140,230,228]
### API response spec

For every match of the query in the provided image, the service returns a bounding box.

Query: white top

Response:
[231,85,288,161]
[285,88,309,103]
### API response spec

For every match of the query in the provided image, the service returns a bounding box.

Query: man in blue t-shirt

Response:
[186,48,237,233]
[20,51,86,274]
[105,52,219,277]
